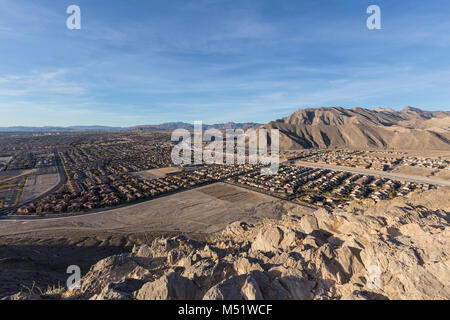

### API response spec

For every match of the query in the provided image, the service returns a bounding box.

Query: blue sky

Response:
[1,0,450,126]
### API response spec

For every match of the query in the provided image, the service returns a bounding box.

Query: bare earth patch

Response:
[19,173,60,204]
[0,183,314,237]
[392,166,450,181]
[132,167,182,180]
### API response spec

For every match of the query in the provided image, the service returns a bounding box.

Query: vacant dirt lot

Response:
[0,183,312,237]
[0,169,37,183]
[392,166,450,181]
[19,173,60,204]
[133,167,182,180]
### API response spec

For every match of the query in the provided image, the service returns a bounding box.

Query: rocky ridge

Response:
[263,106,450,150]
[5,187,449,300]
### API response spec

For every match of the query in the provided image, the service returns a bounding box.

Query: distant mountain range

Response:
[0,122,260,132]
[263,106,450,150]
[0,125,126,132]
[2,106,449,151]
[132,122,260,131]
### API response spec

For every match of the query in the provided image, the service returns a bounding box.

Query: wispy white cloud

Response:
[0,69,87,96]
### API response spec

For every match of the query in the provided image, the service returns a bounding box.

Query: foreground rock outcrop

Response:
[5,187,450,300]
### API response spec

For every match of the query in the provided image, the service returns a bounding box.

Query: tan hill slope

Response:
[6,186,449,300]
[264,106,450,150]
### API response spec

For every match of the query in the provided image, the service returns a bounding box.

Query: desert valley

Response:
[1,106,449,300]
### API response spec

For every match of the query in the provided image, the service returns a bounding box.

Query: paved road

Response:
[293,160,450,186]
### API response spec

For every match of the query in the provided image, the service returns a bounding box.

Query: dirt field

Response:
[19,173,60,204]
[0,169,37,183]
[363,150,450,160]
[399,150,450,160]
[133,167,182,180]
[392,166,450,181]
[0,183,313,237]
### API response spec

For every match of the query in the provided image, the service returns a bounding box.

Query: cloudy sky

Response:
[1,0,450,126]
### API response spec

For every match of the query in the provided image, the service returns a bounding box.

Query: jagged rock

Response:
[127,265,153,281]
[251,226,283,252]
[267,265,289,281]
[203,275,246,300]
[299,215,319,234]
[314,208,334,231]
[300,235,320,249]
[135,272,197,300]
[215,240,234,250]
[241,276,264,300]
[210,260,238,286]
[279,226,300,249]
[398,223,427,236]
[271,251,304,270]
[251,225,300,252]
[167,247,192,265]
[223,221,251,237]
[272,276,315,300]
[198,245,219,261]
[90,280,137,300]
[132,244,154,258]
[182,258,217,287]
[312,243,364,286]
[234,257,264,275]
[359,233,450,299]
[340,290,372,300]
[81,254,141,296]
[333,246,365,284]
[133,236,198,259]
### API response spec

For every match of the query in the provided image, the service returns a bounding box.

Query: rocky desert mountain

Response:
[263,106,450,150]
[5,186,448,300]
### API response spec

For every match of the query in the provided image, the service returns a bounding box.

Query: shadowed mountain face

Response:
[264,107,450,150]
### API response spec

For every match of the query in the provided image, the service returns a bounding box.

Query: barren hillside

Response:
[264,107,450,150]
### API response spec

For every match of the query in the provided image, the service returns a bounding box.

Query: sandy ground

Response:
[0,183,312,237]
[361,150,450,160]
[0,183,314,297]
[392,166,450,181]
[133,167,182,180]
[19,173,60,204]
[399,150,450,160]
